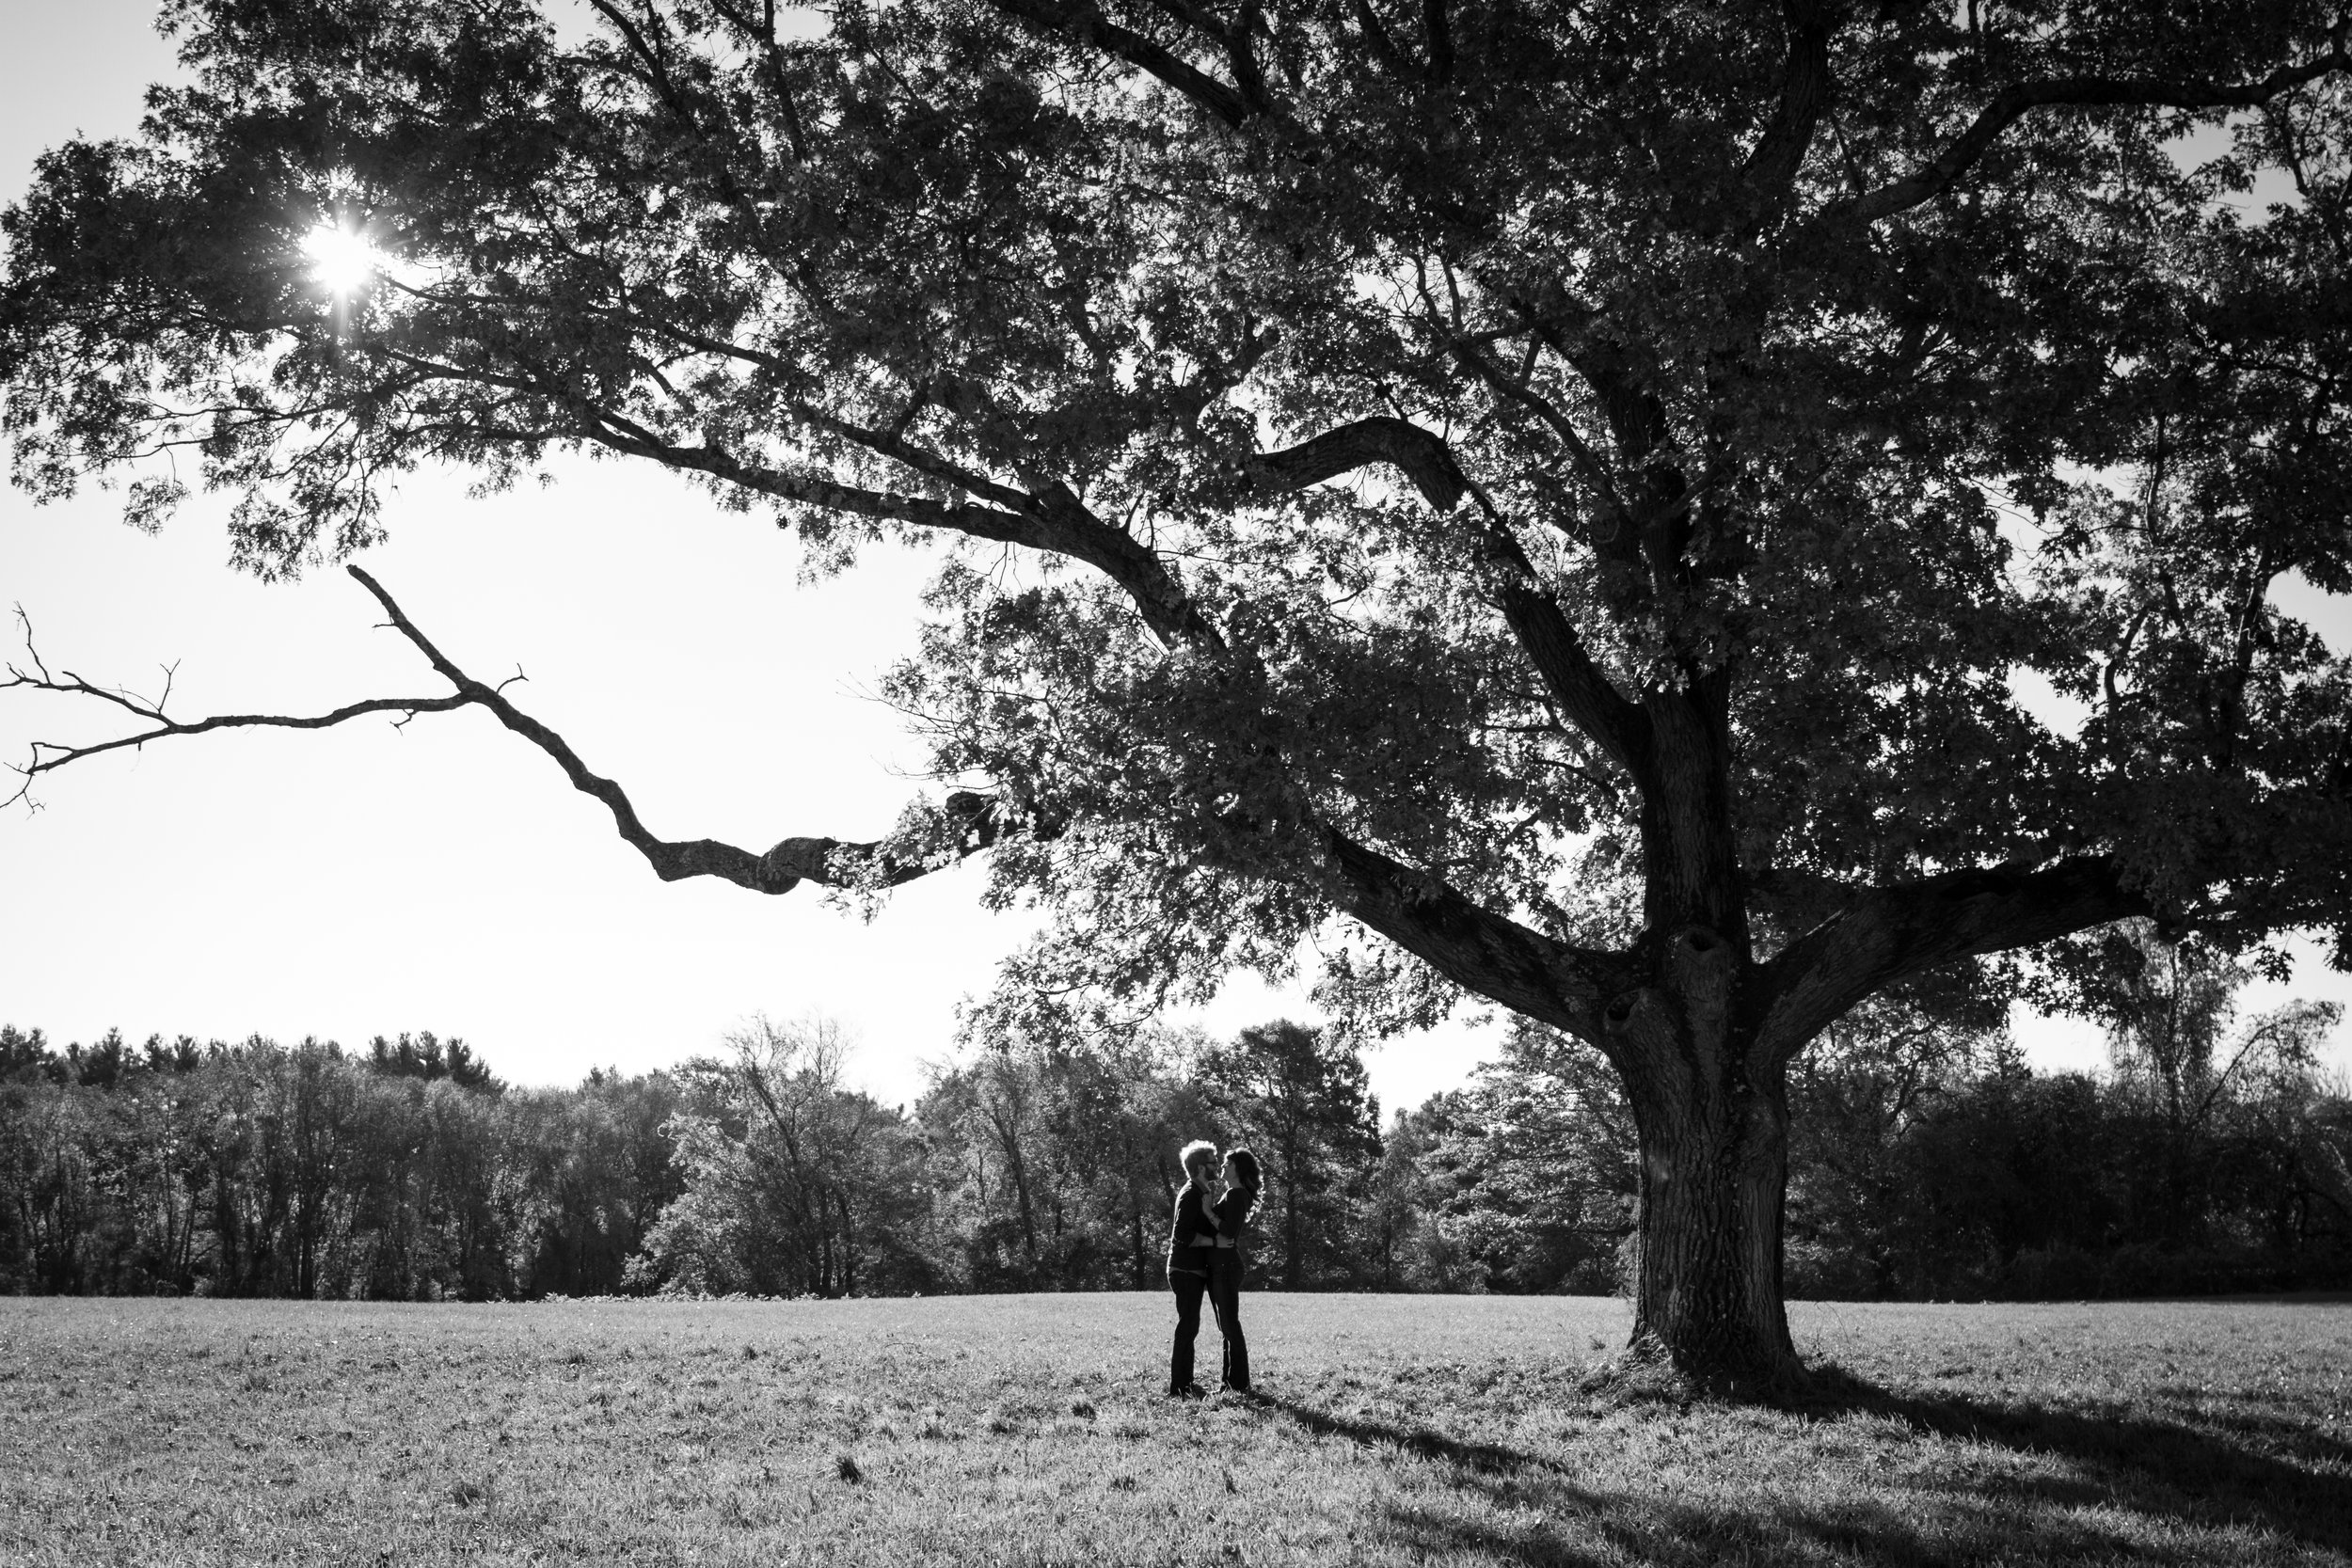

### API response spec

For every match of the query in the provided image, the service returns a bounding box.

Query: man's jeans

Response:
[1168,1267,1209,1392]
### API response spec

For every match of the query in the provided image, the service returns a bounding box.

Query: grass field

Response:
[3,1293,2348,1566]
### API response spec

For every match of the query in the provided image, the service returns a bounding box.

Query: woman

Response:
[1207,1147,1262,1393]
[1164,1139,1220,1397]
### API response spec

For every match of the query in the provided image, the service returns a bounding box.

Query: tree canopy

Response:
[5,0,2349,1378]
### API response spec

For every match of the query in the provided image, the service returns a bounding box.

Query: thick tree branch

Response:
[1225,0,1273,114]
[1738,2,1834,212]
[367,346,1223,653]
[343,565,1009,893]
[983,0,1254,126]
[1246,415,1468,511]
[1471,497,1654,782]
[1836,27,2352,224]
[1748,853,2152,1068]
[1248,417,1651,777]
[1349,0,1412,80]
[1422,0,1454,87]
[1319,826,1632,1050]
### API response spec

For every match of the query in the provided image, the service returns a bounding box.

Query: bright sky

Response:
[1,3,2345,1105]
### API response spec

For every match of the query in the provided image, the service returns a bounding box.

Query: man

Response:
[1165,1139,1219,1397]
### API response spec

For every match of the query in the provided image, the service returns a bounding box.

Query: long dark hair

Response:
[1224,1147,1263,1223]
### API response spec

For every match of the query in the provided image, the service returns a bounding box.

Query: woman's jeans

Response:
[1208,1252,1249,1391]
[1168,1267,1208,1392]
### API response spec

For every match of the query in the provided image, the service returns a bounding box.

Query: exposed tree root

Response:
[1577,1332,1820,1408]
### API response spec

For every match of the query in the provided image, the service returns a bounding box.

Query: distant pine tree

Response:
[0,1023,56,1081]
[65,1027,130,1089]
[366,1031,502,1095]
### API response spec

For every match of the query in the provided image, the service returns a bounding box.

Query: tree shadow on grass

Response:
[1246,1380,2352,1567]
[1803,1370,2352,1555]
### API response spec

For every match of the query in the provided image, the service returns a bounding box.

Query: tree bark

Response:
[1624,1066,1797,1384]
[1612,926,1802,1385]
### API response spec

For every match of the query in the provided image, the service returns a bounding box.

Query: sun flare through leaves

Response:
[301,222,381,298]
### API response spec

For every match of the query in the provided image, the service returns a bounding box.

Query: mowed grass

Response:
[3,1293,2348,1566]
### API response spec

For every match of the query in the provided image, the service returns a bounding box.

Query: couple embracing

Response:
[1165,1138,1261,1397]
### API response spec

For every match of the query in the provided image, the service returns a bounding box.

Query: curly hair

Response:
[1178,1139,1219,1181]
[1223,1147,1263,1223]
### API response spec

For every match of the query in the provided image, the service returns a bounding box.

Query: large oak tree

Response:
[5,0,2350,1380]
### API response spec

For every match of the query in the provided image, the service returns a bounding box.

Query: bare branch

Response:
[341,564,1012,892]
[3,689,474,811]
[3,608,470,811]
[4,570,1015,895]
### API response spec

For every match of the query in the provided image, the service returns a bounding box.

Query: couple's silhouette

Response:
[1165,1139,1260,1396]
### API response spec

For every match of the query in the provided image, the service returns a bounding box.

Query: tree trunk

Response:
[1626,1076,1797,1384]
[834,1187,857,1296]
[990,1107,1040,1271]
[1281,1132,1304,1291]
[1614,926,1802,1386]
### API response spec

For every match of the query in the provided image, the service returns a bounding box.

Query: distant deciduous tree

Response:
[1408,1021,1644,1295]
[918,1027,1201,1290]
[1200,1020,1382,1289]
[1782,979,2013,1296]
[510,1067,685,1296]
[2086,922,2347,1242]
[629,1016,936,1297]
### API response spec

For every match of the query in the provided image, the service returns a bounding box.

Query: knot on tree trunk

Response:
[1667,925,1737,1031]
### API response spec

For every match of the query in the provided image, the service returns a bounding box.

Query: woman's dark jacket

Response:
[1209,1188,1252,1265]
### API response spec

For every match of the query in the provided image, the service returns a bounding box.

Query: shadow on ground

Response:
[1810,1369,2352,1550]
[1246,1374,2352,1567]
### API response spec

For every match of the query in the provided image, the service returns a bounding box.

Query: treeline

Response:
[1375,929,2352,1299]
[0,1027,681,1300]
[8,931,2350,1301]
[0,1013,1374,1301]
[1775,936,2352,1300]
[1391,999,2352,1301]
